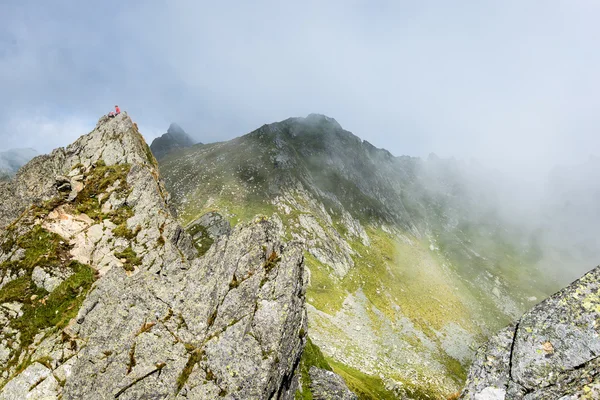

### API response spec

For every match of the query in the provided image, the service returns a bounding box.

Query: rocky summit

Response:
[0,113,352,399]
[150,123,197,161]
[461,266,600,399]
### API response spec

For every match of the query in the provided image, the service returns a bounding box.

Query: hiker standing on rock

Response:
[108,105,121,118]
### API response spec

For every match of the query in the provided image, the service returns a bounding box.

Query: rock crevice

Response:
[461,266,600,399]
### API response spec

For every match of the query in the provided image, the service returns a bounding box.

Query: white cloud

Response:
[2,113,94,153]
[1,0,599,175]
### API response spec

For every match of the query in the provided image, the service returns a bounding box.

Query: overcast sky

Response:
[1,0,599,176]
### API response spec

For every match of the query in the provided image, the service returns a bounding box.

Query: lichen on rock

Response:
[461,266,600,399]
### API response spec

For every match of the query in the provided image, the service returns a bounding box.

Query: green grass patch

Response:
[329,358,440,400]
[1,261,96,375]
[113,223,140,240]
[339,227,476,333]
[0,225,71,275]
[74,160,131,222]
[114,247,142,271]
[0,275,46,304]
[12,261,95,346]
[328,359,397,400]
[305,254,346,315]
[296,336,333,400]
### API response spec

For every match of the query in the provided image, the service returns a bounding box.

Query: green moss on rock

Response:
[114,247,142,271]
[74,160,131,222]
[186,224,214,257]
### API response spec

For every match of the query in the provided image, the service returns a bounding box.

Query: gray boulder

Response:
[461,266,600,399]
[188,211,232,240]
[309,366,358,400]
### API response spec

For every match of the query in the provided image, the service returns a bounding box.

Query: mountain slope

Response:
[0,113,313,399]
[160,114,561,398]
[150,123,197,160]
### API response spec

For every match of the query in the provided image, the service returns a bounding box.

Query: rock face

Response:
[309,367,358,400]
[150,123,197,160]
[0,113,308,399]
[186,211,232,256]
[461,266,600,399]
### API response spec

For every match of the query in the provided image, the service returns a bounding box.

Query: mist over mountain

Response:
[0,112,597,399]
[3,1,600,398]
[159,113,596,397]
[150,123,198,160]
[0,148,37,179]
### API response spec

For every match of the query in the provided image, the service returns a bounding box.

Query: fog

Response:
[2,1,600,276]
[415,154,600,282]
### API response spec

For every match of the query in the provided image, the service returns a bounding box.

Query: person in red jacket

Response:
[108,105,121,118]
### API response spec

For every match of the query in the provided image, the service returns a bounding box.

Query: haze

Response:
[1,0,599,178]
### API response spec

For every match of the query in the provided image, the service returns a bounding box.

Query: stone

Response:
[309,366,358,400]
[0,362,59,400]
[187,211,231,241]
[32,266,71,293]
[461,266,600,399]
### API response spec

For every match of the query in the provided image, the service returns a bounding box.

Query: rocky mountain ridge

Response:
[2,111,595,399]
[0,114,350,399]
[159,114,563,398]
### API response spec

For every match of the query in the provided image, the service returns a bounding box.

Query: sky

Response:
[1,0,599,177]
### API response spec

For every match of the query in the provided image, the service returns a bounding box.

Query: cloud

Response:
[2,113,93,152]
[1,0,600,178]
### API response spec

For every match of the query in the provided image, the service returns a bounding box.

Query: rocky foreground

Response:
[0,114,352,399]
[461,266,600,399]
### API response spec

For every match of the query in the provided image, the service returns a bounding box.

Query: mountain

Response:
[0,111,592,399]
[461,265,600,399]
[159,114,564,398]
[0,148,37,179]
[150,123,197,160]
[0,113,352,399]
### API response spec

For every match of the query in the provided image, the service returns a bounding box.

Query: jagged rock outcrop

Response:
[461,266,600,399]
[150,123,197,160]
[309,367,358,400]
[0,113,308,399]
[186,212,232,256]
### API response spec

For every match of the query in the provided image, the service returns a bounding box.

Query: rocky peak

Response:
[167,122,187,136]
[0,113,311,399]
[0,113,158,229]
[302,113,343,130]
[150,122,197,160]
